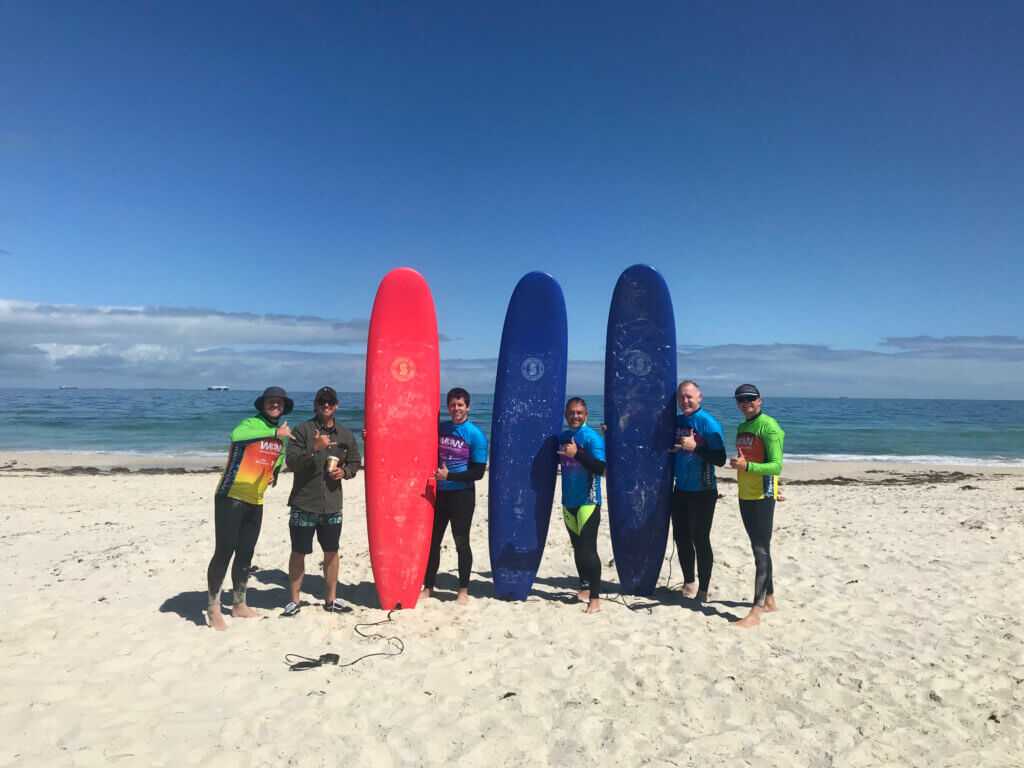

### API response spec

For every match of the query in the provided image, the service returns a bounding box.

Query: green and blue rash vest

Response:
[215,415,287,506]
[735,413,785,501]
[674,409,726,492]
[559,423,606,508]
[437,420,488,492]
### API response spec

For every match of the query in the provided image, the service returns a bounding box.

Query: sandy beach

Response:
[1,454,1021,767]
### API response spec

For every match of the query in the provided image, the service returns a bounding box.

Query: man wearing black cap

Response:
[282,386,361,616]
[207,386,294,631]
[726,383,785,628]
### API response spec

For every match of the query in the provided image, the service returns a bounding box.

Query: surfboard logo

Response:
[624,350,652,376]
[390,357,416,381]
[520,357,545,381]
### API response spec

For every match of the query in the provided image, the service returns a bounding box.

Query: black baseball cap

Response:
[315,386,338,405]
[734,384,761,399]
[254,386,294,414]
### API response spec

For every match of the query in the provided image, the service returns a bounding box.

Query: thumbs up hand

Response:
[729,448,748,471]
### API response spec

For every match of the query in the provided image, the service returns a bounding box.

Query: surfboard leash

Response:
[607,591,657,614]
[284,608,405,671]
[662,539,680,590]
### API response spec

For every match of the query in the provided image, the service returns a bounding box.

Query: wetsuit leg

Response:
[566,505,602,600]
[423,491,454,590]
[230,501,263,605]
[207,496,263,606]
[670,489,697,584]
[739,498,775,607]
[446,487,476,589]
[689,488,718,593]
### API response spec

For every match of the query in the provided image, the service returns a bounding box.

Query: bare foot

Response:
[208,605,227,631]
[585,598,601,614]
[731,606,763,628]
[419,587,434,600]
[695,589,708,603]
[574,589,590,603]
[763,594,778,613]
[681,581,698,599]
[232,603,259,619]
[455,588,469,605]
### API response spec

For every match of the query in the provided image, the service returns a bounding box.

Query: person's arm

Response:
[745,427,784,476]
[285,423,317,471]
[574,430,606,475]
[694,444,727,467]
[230,417,278,443]
[574,450,606,476]
[272,442,287,484]
[695,425,727,467]
[341,429,361,479]
[444,462,486,483]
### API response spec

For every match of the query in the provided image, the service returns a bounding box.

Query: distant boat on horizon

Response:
[58,385,77,390]
[206,385,230,391]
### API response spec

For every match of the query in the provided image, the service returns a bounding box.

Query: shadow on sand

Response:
[162,565,747,625]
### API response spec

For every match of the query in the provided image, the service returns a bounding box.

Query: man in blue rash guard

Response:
[557,397,606,614]
[671,380,727,603]
[427,388,488,605]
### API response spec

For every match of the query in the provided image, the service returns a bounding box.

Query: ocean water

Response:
[7,388,1024,466]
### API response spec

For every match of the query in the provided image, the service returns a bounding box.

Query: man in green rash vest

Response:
[725,383,784,629]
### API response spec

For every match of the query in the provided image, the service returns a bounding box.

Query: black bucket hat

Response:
[254,386,294,415]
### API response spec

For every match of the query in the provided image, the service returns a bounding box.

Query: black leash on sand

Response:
[605,542,682,614]
[662,539,680,590]
[607,591,657,614]
[285,608,405,671]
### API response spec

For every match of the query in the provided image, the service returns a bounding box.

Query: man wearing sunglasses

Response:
[283,386,361,616]
[726,383,785,628]
[724,385,786,630]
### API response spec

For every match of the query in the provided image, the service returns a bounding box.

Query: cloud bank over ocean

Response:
[1,300,1021,398]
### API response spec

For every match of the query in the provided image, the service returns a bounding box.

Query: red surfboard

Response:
[364,268,440,610]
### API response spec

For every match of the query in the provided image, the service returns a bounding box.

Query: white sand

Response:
[1,456,1021,767]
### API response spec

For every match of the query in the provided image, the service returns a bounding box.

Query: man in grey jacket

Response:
[283,386,361,616]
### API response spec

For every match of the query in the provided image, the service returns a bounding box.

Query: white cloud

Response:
[1,300,1021,397]
[0,300,370,348]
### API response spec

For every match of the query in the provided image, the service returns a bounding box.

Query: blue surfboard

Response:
[489,272,568,600]
[604,264,677,595]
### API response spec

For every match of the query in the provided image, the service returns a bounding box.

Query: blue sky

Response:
[2,2,1022,397]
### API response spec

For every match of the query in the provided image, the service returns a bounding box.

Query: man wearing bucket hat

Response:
[206,386,294,631]
[725,383,785,629]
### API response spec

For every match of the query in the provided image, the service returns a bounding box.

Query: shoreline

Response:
[3,450,1024,482]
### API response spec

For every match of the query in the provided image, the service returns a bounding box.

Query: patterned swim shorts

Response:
[289,507,342,527]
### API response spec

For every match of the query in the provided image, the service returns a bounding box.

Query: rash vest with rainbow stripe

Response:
[215,415,287,505]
